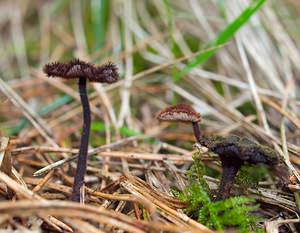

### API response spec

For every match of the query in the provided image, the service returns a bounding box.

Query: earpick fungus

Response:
[157,104,279,200]
[156,104,202,142]
[200,135,278,200]
[43,59,118,202]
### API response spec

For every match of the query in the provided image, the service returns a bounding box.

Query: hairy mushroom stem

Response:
[216,156,243,201]
[192,122,201,143]
[71,77,91,202]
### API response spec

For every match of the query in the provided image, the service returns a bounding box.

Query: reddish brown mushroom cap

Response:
[156,104,201,123]
[43,58,119,83]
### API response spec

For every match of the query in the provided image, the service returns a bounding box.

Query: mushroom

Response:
[156,104,202,142]
[156,104,279,200]
[200,135,278,200]
[43,58,119,202]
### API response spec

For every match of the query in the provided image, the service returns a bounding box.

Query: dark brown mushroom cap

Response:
[43,58,119,83]
[200,135,278,165]
[156,104,201,123]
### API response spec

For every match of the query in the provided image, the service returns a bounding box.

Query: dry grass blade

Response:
[0,137,11,176]
[0,200,198,233]
[0,171,72,232]
[265,219,300,233]
[0,137,12,197]
[0,77,53,143]
[261,96,300,130]
[121,173,213,233]
[0,200,145,233]
[24,177,135,202]
[236,37,270,132]
[64,219,106,233]
[33,135,151,176]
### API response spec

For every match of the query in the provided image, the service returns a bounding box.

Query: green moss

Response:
[174,160,262,232]
[91,121,106,133]
[236,165,268,189]
[119,126,141,137]
[237,101,257,116]
[91,122,140,137]
[184,35,203,52]
[133,53,148,74]
[212,80,225,96]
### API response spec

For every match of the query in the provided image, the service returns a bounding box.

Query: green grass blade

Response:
[9,95,73,136]
[163,0,173,32]
[174,0,265,81]
[90,0,109,52]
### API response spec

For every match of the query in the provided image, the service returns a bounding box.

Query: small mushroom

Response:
[157,104,279,200]
[43,58,119,202]
[200,135,278,200]
[156,104,202,142]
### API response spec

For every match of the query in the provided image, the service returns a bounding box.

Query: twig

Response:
[34,135,151,176]
[0,77,53,143]
[0,171,73,232]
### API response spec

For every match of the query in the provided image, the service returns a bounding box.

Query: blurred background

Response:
[0,0,299,149]
[1,1,300,232]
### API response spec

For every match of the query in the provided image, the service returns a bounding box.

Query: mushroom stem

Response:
[216,156,243,200]
[71,77,91,202]
[192,122,201,143]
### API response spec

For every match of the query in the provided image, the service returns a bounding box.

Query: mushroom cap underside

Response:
[156,104,201,123]
[200,135,279,165]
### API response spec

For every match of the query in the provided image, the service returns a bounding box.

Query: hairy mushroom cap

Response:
[200,135,279,166]
[43,58,119,83]
[156,104,201,123]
